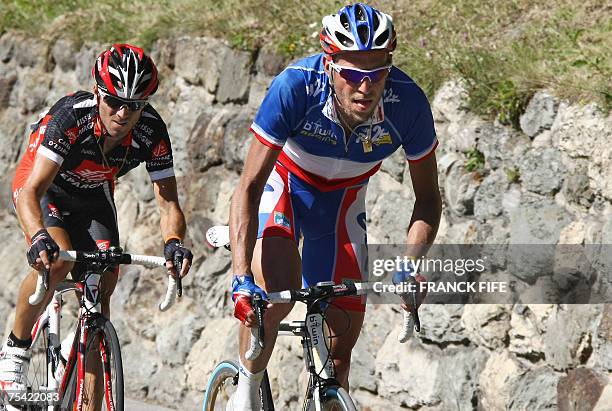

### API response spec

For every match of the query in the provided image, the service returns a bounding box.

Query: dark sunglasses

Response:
[99,91,147,111]
[329,61,391,84]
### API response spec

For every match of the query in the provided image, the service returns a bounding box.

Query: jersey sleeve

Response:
[36,100,79,165]
[144,113,175,181]
[401,88,438,162]
[250,68,307,149]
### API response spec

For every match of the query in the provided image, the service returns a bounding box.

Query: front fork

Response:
[304,311,335,411]
[47,292,62,395]
[74,271,118,411]
[29,288,64,410]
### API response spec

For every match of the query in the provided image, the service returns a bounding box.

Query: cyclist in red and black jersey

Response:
[0,44,193,407]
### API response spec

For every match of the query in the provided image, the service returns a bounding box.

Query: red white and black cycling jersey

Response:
[12,90,174,202]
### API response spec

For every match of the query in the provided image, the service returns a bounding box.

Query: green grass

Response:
[506,167,521,184]
[465,148,485,172]
[1,0,610,117]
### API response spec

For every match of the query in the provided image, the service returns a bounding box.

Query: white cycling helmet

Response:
[320,3,396,55]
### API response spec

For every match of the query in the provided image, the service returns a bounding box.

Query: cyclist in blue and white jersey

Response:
[229,4,442,409]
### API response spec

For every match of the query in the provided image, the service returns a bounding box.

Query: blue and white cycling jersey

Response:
[251,53,437,192]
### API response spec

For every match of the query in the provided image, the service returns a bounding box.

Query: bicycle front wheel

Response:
[321,386,357,411]
[25,320,51,410]
[65,317,124,411]
[202,360,274,411]
[92,317,124,411]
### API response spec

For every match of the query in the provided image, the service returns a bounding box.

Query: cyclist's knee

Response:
[99,269,118,311]
[49,261,74,283]
[333,349,352,365]
[264,301,295,326]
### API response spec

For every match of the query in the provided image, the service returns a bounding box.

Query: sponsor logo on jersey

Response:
[274,211,291,229]
[28,133,43,153]
[371,125,393,146]
[301,120,337,145]
[152,140,170,157]
[147,159,173,168]
[77,113,93,127]
[12,187,23,203]
[65,127,79,144]
[135,123,154,136]
[59,171,107,189]
[47,203,63,221]
[47,139,70,155]
[96,240,111,251]
[383,88,400,103]
[74,168,114,181]
[68,160,116,183]
[306,78,325,98]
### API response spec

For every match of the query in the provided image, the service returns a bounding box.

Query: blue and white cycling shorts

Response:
[257,163,368,312]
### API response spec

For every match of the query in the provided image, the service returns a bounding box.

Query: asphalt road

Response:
[125,398,176,410]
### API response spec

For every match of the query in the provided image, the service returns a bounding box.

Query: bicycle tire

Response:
[62,317,124,411]
[321,386,357,411]
[24,321,50,410]
[202,360,274,411]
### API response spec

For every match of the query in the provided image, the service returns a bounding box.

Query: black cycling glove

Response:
[163,238,193,267]
[27,228,59,267]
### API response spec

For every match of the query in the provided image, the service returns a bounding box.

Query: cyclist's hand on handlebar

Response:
[392,261,427,313]
[231,275,268,327]
[27,228,59,271]
[164,238,193,278]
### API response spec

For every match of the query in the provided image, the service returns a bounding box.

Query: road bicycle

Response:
[2,247,180,411]
[202,226,420,411]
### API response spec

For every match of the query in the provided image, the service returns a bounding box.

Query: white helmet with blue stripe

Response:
[320,3,397,55]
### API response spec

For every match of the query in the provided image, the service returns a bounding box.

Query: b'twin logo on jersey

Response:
[152,140,170,157]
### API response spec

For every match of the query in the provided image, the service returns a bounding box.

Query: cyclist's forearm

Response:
[229,182,262,275]
[405,195,442,256]
[16,187,46,239]
[159,202,187,242]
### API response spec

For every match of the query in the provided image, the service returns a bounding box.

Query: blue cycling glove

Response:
[232,275,268,323]
[392,257,427,310]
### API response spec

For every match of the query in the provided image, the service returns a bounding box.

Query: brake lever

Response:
[252,293,266,349]
[42,269,49,291]
[173,254,183,298]
[407,276,421,332]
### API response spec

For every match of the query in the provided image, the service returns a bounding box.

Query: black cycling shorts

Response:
[39,183,120,279]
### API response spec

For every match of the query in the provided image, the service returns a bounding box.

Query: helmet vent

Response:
[357,25,370,45]
[373,12,380,30]
[340,13,350,30]
[356,5,366,21]
[374,30,389,46]
[335,32,354,48]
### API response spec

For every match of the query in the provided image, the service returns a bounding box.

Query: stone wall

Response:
[0,33,610,410]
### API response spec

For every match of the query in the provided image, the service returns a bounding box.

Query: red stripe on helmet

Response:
[113,43,145,60]
[319,30,343,55]
[100,50,117,95]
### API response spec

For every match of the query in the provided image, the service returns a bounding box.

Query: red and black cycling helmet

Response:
[92,44,159,100]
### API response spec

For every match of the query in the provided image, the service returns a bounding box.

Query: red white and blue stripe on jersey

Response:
[250,53,438,192]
